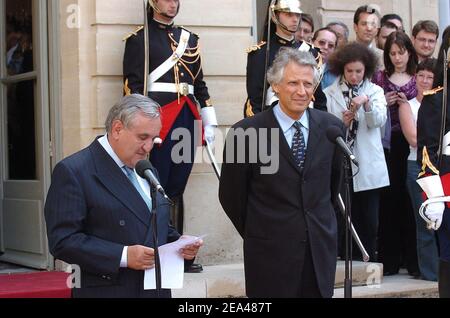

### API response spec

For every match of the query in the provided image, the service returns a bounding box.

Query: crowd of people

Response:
[235,0,449,297]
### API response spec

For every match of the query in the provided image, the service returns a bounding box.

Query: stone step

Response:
[173,261,386,298]
[334,272,438,298]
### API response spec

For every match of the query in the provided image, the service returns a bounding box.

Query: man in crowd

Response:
[295,13,315,43]
[327,21,349,49]
[353,5,384,70]
[412,20,439,63]
[381,14,404,32]
[376,21,398,50]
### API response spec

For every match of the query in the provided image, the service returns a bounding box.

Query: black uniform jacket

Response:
[123,18,211,108]
[417,86,450,188]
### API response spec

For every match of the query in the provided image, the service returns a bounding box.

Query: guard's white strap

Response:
[148,82,194,95]
[201,107,218,127]
[298,41,311,52]
[417,175,445,199]
[443,132,450,156]
[266,87,278,106]
[148,29,191,85]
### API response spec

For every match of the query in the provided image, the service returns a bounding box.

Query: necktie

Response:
[292,122,306,169]
[123,166,152,211]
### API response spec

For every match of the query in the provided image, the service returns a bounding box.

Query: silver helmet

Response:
[271,0,303,34]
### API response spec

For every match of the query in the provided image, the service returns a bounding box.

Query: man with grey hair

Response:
[220,48,343,298]
[327,21,350,48]
[45,94,202,298]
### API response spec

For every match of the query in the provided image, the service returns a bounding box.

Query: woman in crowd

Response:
[325,43,389,261]
[373,31,420,276]
[399,58,439,281]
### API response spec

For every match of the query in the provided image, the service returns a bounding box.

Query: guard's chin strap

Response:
[160,12,177,20]
[150,2,179,20]
[275,22,298,35]
[272,13,299,35]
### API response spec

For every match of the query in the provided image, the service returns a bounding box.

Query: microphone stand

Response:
[343,155,353,299]
[150,185,162,297]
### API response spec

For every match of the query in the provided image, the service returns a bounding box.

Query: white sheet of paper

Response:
[144,235,203,290]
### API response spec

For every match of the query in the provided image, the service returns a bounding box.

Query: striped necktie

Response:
[292,122,306,169]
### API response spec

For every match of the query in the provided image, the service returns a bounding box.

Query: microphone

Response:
[326,126,359,167]
[135,160,171,202]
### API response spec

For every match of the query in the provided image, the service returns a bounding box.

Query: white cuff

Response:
[416,175,445,199]
[120,246,128,268]
[201,107,218,127]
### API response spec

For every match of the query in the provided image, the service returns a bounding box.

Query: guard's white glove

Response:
[201,107,218,146]
[423,202,445,230]
[417,175,446,231]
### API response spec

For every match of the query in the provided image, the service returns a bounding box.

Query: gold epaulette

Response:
[316,54,324,70]
[122,26,144,41]
[245,99,255,118]
[246,41,266,54]
[419,147,440,178]
[423,86,444,96]
[123,79,131,96]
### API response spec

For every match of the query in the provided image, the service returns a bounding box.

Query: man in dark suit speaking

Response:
[219,48,343,298]
[44,94,202,298]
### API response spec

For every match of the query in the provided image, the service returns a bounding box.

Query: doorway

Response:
[0,0,52,269]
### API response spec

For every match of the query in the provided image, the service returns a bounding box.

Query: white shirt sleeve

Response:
[120,246,128,268]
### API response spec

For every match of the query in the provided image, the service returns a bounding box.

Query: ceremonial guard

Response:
[244,0,327,118]
[417,26,450,297]
[123,0,217,273]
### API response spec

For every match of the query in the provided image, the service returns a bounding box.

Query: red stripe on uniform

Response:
[421,173,450,208]
[158,96,204,144]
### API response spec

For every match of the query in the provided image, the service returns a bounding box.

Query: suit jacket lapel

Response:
[266,109,303,174]
[89,139,151,227]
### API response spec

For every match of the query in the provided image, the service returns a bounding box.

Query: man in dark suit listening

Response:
[219,48,343,298]
[44,94,202,298]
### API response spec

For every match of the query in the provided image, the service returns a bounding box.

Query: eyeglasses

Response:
[415,37,437,45]
[317,40,336,50]
[358,21,378,28]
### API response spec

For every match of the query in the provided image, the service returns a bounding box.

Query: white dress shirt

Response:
[273,104,310,149]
